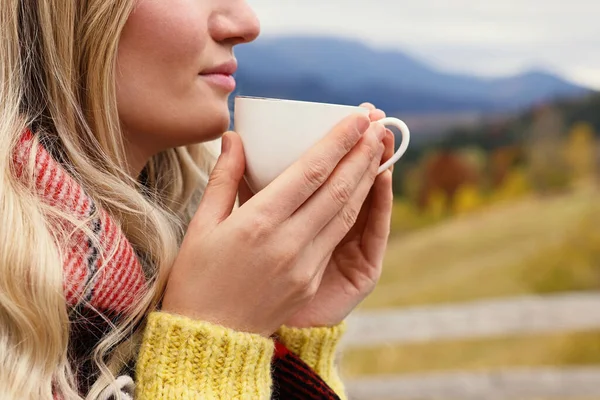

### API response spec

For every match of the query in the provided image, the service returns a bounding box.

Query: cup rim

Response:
[234,95,367,110]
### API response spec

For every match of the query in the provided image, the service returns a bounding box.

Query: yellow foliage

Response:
[453,183,484,215]
[563,121,596,180]
[492,167,531,203]
[425,188,448,220]
[457,147,487,176]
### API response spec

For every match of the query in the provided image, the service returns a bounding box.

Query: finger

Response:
[359,129,395,264]
[250,113,371,222]
[360,169,394,267]
[359,103,386,121]
[194,132,246,226]
[287,122,386,236]
[360,102,376,110]
[312,137,386,257]
[314,129,392,251]
[381,129,395,173]
[369,109,386,121]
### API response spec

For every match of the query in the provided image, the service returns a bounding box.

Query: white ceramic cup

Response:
[234,96,410,193]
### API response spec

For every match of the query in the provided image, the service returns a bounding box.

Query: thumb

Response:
[195,131,246,226]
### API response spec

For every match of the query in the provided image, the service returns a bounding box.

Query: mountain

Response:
[234,36,591,114]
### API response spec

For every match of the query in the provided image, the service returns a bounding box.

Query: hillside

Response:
[234,36,591,115]
[431,92,600,152]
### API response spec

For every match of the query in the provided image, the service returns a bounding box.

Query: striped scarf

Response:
[15,131,339,399]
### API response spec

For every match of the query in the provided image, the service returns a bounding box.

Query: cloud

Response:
[247,0,600,88]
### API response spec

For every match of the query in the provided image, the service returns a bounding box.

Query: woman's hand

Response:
[284,103,395,328]
[162,112,388,337]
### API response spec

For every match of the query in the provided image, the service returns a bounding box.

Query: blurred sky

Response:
[248,0,600,89]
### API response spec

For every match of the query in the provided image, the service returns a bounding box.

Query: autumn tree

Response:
[564,122,596,182]
[525,105,570,193]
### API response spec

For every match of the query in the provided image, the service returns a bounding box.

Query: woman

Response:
[0,1,395,399]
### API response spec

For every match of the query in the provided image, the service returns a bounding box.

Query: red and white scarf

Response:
[14,131,146,314]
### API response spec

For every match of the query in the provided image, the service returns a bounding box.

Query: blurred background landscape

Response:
[241,1,600,398]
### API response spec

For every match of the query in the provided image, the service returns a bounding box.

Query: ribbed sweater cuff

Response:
[136,312,274,400]
[276,322,347,398]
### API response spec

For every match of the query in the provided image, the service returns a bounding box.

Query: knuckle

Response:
[303,159,330,188]
[290,268,314,293]
[380,141,386,155]
[268,235,303,269]
[328,177,354,206]
[372,122,386,139]
[340,204,360,231]
[374,143,385,166]
[360,141,377,161]
[370,158,381,176]
[207,167,230,189]
[275,242,300,265]
[241,213,272,241]
[340,127,361,153]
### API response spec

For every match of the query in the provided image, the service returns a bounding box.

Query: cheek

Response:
[120,2,204,71]
[116,1,228,151]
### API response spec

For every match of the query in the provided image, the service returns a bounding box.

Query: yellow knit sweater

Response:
[135,312,347,399]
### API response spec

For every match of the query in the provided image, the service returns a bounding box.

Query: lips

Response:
[201,59,238,76]
[201,74,236,91]
[200,59,237,91]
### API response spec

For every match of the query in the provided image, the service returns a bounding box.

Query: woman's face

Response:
[116,0,260,171]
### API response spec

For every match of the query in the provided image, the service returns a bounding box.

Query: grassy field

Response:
[362,184,600,310]
[342,184,600,380]
[342,330,600,377]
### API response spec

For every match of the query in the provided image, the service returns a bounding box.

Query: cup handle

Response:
[376,117,410,174]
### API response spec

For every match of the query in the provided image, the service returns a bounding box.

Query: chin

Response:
[188,103,231,143]
[210,102,231,134]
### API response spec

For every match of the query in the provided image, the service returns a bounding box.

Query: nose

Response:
[210,1,261,45]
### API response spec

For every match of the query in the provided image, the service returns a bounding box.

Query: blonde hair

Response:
[0,2,217,398]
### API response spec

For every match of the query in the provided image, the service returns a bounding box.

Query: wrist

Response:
[159,305,275,338]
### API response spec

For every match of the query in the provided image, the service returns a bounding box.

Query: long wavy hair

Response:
[0,1,217,398]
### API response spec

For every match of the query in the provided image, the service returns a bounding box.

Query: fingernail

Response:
[355,115,370,133]
[221,133,230,154]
